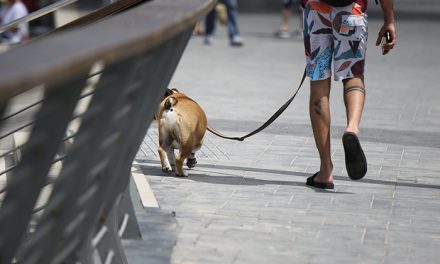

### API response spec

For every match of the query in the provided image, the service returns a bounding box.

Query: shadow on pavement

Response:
[139,160,440,190]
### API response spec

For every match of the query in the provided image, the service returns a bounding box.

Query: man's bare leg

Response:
[342,76,368,180]
[280,8,291,32]
[343,76,365,134]
[309,78,333,184]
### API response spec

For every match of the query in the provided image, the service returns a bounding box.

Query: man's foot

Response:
[342,132,367,180]
[306,172,334,189]
[204,35,213,45]
[230,35,243,47]
[274,30,291,39]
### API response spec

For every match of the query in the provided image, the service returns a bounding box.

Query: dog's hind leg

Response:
[175,148,192,177]
[166,148,176,171]
[158,146,173,174]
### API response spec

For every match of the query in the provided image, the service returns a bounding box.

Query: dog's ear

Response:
[165,88,179,97]
[165,89,173,97]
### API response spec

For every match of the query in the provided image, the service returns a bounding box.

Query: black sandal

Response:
[342,132,367,180]
[306,172,334,189]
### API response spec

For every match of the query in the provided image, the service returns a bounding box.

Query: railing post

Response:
[0,72,89,264]
[116,184,142,239]
[96,199,129,264]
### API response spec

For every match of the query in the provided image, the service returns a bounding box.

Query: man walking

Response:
[204,0,244,47]
[0,0,29,44]
[302,0,396,189]
[274,0,303,39]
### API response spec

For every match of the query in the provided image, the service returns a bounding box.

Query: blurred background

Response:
[2,0,439,41]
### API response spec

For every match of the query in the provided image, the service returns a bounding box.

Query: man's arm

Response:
[375,0,397,55]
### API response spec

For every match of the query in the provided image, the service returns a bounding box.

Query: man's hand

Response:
[376,0,397,55]
[375,22,397,55]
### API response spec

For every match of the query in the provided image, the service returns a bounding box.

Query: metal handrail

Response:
[0,0,78,33]
[0,0,216,262]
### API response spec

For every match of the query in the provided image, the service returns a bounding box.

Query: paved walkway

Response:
[131,13,440,264]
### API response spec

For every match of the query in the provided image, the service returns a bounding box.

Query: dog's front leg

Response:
[187,141,202,168]
[186,153,197,168]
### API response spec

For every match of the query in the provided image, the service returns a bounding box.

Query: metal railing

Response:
[0,0,79,34]
[0,0,216,263]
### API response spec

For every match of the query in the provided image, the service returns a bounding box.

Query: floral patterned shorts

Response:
[303,0,368,81]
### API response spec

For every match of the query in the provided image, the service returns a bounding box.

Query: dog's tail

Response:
[164,96,178,110]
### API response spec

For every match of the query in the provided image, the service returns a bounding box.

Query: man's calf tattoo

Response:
[313,99,322,116]
[344,86,365,95]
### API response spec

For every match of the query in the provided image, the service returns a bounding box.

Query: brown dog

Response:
[155,88,207,177]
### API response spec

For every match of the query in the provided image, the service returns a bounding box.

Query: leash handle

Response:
[207,68,307,141]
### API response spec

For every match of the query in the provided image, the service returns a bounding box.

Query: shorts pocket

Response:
[335,14,367,41]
